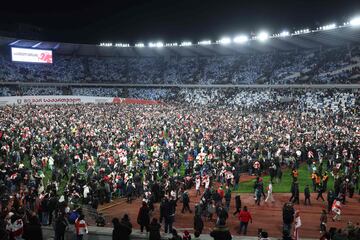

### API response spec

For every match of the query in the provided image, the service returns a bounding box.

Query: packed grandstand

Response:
[0,19,359,240]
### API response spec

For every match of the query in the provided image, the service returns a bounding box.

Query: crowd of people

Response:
[0,86,358,239]
[0,87,358,115]
[1,45,360,85]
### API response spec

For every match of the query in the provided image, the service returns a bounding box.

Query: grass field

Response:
[235,164,334,193]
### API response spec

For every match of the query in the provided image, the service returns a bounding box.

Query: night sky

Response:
[0,0,360,44]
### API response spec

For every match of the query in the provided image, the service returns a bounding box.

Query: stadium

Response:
[0,2,359,240]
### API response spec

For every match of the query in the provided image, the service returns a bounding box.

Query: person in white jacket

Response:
[83,185,90,204]
[265,182,275,203]
[195,176,201,196]
[293,210,301,240]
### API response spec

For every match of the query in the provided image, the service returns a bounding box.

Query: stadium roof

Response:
[1,26,360,57]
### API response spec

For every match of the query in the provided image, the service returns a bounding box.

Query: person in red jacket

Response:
[217,186,225,201]
[238,206,252,235]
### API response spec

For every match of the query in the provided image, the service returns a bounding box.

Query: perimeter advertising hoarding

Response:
[0,96,161,106]
[11,47,53,63]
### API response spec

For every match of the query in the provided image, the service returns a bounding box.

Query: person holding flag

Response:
[331,198,341,221]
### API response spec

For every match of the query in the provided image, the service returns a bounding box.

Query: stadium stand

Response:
[0,45,360,85]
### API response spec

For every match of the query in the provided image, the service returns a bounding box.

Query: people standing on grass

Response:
[0,99,358,239]
[238,206,252,235]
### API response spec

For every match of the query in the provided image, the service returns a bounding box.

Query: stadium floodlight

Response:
[149,42,164,48]
[198,40,211,45]
[257,31,269,42]
[280,31,290,37]
[233,35,248,44]
[100,43,113,47]
[180,41,192,46]
[165,43,178,47]
[217,37,231,45]
[350,17,360,26]
[115,43,130,47]
[135,43,145,48]
[322,24,336,30]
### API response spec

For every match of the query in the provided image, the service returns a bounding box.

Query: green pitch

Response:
[235,164,334,193]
